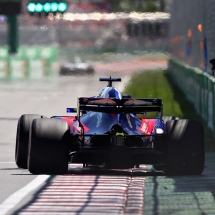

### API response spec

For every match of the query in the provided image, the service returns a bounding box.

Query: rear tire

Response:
[162,116,179,124]
[153,165,164,171]
[164,119,205,175]
[28,118,69,174]
[15,114,45,169]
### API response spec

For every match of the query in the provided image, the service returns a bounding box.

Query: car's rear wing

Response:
[77,97,163,117]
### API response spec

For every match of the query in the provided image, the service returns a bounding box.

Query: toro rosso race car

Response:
[15,77,205,175]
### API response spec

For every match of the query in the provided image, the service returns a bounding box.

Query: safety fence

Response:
[169,0,215,74]
[0,46,58,79]
[168,59,215,137]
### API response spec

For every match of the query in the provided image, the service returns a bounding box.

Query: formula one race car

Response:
[15,77,205,175]
[59,57,95,76]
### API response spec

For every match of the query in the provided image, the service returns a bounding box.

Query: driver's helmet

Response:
[99,87,122,99]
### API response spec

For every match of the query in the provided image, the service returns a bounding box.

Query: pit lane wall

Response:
[0,46,58,79]
[168,59,215,137]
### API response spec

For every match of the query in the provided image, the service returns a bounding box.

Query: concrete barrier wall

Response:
[168,58,215,136]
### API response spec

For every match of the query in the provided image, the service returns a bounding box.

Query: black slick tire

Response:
[153,165,164,171]
[152,116,179,171]
[28,118,69,174]
[162,116,179,124]
[164,119,205,175]
[15,114,45,169]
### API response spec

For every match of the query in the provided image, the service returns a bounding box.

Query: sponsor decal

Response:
[81,122,90,132]
[96,113,102,128]
[72,120,90,133]
[60,116,75,127]
[126,114,133,128]
[72,120,80,132]
[60,117,89,133]
[138,119,155,134]
[89,111,96,117]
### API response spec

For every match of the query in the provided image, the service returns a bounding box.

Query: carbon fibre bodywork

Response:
[54,96,165,168]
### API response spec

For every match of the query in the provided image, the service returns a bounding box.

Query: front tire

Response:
[15,114,45,169]
[28,118,69,174]
[164,119,205,175]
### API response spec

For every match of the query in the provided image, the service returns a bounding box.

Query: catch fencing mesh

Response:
[169,0,215,74]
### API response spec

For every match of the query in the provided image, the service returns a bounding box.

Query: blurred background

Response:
[1,0,215,150]
[0,0,171,78]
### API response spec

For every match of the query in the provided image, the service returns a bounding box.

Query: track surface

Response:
[0,62,215,215]
[16,165,147,215]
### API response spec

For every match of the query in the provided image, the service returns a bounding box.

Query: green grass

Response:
[123,70,184,118]
[139,53,169,61]
[123,69,215,152]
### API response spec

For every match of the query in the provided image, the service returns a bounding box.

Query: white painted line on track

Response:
[0,175,50,215]
[0,162,15,164]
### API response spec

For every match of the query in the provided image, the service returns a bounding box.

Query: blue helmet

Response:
[99,87,122,99]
